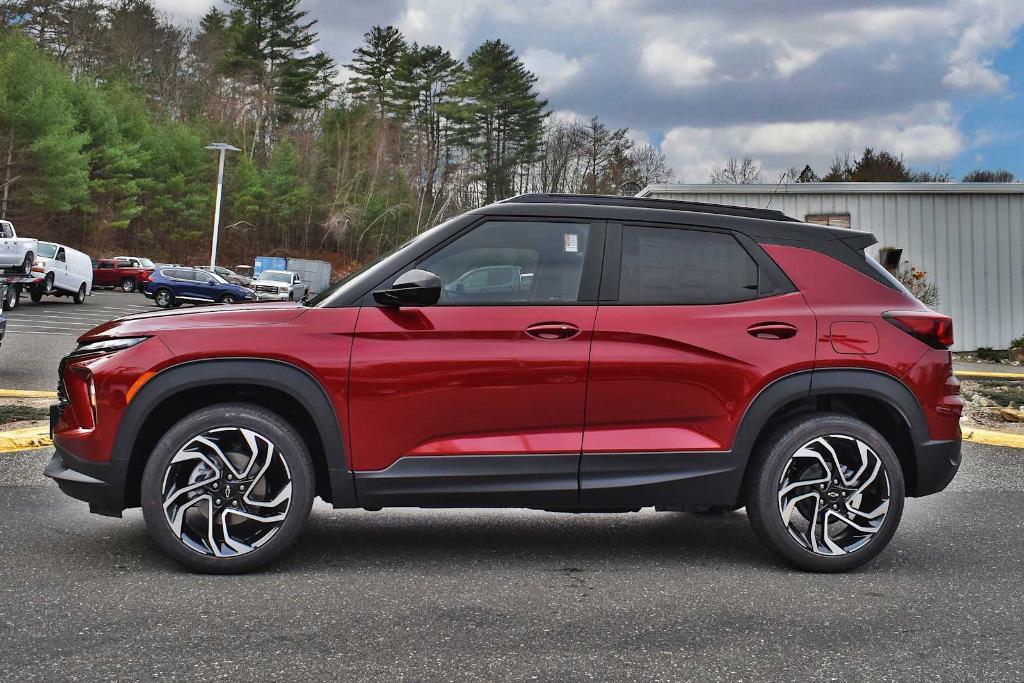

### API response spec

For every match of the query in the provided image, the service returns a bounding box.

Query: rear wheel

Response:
[19,252,33,276]
[140,403,315,574]
[746,414,904,572]
[73,283,86,304]
[121,278,136,293]
[154,288,173,308]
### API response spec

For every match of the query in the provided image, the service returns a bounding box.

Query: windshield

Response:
[258,271,292,283]
[206,271,228,284]
[140,258,155,268]
[36,242,58,258]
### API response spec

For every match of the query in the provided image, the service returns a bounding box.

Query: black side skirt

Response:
[354,452,743,509]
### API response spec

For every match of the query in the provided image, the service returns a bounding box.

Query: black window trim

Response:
[599,220,795,306]
[361,215,608,308]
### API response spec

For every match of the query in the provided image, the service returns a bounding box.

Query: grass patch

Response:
[0,404,49,425]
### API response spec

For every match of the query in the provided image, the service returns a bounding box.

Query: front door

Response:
[350,218,604,507]
[580,222,816,506]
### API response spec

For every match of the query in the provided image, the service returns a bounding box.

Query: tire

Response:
[73,283,86,304]
[140,403,315,574]
[219,294,236,304]
[746,413,905,573]
[20,252,33,276]
[1,284,16,311]
[154,288,173,308]
[121,278,136,293]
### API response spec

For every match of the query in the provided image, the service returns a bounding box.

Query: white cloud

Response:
[151,0,209,19]
[942,0,1024,94]
[522,48,583,95]
[661,104,965,183]
[640,39,714,89]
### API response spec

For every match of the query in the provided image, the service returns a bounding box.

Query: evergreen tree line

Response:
[0,2,675,268]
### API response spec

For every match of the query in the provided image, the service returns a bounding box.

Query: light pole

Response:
[206,143,240,268]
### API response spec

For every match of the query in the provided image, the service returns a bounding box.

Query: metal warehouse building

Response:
[639,183,1024,351]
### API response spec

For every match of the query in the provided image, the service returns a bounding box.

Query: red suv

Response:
[46,195,962,573]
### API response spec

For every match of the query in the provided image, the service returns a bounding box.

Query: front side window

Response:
[618,226,758,304]
[414,221,590,304]
[0,223,12,239]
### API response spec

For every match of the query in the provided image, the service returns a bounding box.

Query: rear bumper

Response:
[44,444,126,517]
[911,436,962,497]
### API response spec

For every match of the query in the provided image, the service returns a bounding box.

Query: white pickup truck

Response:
[0,220,37,276]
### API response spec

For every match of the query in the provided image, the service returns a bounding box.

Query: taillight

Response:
[883,311,954,349]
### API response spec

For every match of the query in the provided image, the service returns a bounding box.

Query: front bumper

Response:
[254,289,289,301]
[44,444,127,517]
[911,436,962,497]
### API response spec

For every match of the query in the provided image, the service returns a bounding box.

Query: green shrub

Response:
[975,347,1006,362]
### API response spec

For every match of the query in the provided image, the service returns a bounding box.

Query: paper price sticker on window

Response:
[563,233,579,253]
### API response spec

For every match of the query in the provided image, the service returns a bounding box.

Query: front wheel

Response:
[1,284,17,311]
[219,294,236,304]
[746,414,904,572]
[140,404,315,574]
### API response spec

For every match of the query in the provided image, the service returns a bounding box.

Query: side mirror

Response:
[373,269,442,307]
[208,278,217,285]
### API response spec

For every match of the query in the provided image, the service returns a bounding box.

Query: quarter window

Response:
[414,221,591,304]
[618,226,759,304]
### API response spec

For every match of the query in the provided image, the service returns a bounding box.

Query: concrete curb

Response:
[0,389,58,399]
[0,424,51,453]
[956,370,1024,380]
[961,427,1024,449]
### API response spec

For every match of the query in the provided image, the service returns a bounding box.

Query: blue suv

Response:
[143,267,255,308]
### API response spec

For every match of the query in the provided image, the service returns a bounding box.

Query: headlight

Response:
[70,336,149,358]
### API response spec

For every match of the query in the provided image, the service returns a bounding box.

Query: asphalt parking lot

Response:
[0,289,158,390]
[0,442,1021,681]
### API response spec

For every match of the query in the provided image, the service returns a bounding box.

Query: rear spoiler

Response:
[828,228,877,253]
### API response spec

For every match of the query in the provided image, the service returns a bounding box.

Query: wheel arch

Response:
[735,369,929,500]
[113,358,355,510]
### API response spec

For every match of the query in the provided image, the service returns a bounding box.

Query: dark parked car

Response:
[142,266,255,308]
[47,194,961,574]
[197,265,252,287]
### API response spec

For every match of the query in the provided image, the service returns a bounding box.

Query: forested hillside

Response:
[0,1,674,269]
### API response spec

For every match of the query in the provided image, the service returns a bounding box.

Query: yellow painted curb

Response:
[961,426,1024,449]
[956,370,1024,380]
[0,424,52,453]
[0,389,58,399]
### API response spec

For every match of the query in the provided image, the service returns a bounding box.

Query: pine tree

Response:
[348,25,408,120]
[395,42,461,224]
[579,116,632,194]
[0,33,89,220]
[446,39,547,203]
[225,0,336,161]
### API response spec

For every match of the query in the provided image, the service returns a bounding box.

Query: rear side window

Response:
[618,226,758,304]
[1,223,13,238]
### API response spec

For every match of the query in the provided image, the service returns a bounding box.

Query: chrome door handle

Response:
[747,322,798,340]
[525,322,580,340]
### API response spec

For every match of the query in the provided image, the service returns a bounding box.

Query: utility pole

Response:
[206,143,240,267]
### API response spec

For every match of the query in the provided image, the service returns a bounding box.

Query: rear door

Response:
[350,218,604,507]
[580,221,815,505]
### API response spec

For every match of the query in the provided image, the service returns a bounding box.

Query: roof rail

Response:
[500,193,798,222]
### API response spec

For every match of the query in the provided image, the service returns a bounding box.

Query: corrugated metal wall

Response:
[646,188,1024,351]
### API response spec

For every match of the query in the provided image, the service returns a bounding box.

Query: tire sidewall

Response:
[748,414,906,572]
[122,278,136,293]
[155,289,172,308]
[139,403,315,574]
[74,284,86,304]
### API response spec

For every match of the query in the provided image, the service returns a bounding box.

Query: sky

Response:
[158,0,1024,183]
